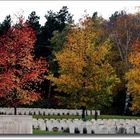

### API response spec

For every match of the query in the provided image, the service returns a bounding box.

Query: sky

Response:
[0,1,140,25]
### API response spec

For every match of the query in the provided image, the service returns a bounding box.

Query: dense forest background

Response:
[1,6,140,116]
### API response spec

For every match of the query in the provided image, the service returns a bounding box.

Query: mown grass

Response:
[33,114,140,120]
[33,129,67,135]
[99,115,140,119]
[33,115,82,119]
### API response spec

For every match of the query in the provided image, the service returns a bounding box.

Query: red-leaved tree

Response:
[0,18,47,113]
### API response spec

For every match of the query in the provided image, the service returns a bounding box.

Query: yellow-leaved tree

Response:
[125,40,140,114]
[47,15,120,119]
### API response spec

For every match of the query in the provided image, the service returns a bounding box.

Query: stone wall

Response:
[0,115,32,134]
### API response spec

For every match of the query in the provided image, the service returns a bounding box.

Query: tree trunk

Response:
[112,31,131,116]
[48,80,52,106]
[81,106,86,121]
[124,90,130,115]
[86,109,87,116]
[95,110,98,120]
[14,107,17,115]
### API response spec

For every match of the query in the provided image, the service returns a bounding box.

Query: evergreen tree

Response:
[0,15,11,35]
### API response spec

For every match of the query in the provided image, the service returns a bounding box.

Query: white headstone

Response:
[135,126,140,134]
[126,126,134,134]
[69,123,75,134]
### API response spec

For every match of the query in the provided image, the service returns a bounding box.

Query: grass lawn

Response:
[33,129,67,135]
[99,115,140,119]
[33,114,140,120]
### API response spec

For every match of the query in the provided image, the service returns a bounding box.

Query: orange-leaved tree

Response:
[47,15,120,119]
[125,40,140,114]
[0,17,48,114]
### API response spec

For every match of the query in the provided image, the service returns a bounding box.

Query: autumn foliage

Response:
[1,9,140,115]
[47,16,120,109]
[0,18,47,106]
[125,40,140,113]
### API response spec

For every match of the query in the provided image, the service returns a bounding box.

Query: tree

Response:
[37,6,73,107]
[106,10,140,114]
[0,15,11,35]
[26,11,41,52]
[47,16,119,119]
[36,6,73,58]
[26,11,41,35]
[125,40,140,114]
[0,17,47,114]
[47,25,71,106]
[24,7,73,108]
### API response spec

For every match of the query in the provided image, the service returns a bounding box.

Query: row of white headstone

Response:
[0,108,100,116]
[32,118,140,134]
